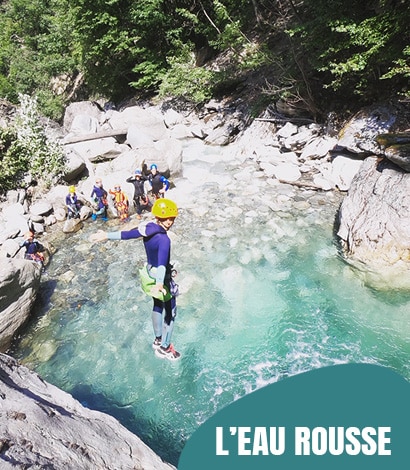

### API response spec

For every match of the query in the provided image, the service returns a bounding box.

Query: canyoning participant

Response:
[109,184,130,222]
[90,178,108,221]
[148,164,170,199]
[20,230,45,266]
[126,169,152,219]
[89,198,181,361]
[65,185,82,219]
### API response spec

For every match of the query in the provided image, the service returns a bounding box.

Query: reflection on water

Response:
[11,146,410,466]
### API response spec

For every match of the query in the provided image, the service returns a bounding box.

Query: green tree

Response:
[288,0,410,107]
[0,0,78,119]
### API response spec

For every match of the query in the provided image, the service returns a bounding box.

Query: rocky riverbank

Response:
[0,353,175,469]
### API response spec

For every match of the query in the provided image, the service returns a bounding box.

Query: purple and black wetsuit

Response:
[107,221,177,349]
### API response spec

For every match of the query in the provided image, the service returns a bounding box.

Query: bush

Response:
[0,94,66,193]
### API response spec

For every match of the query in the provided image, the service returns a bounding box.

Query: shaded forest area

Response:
[0,0,409,121]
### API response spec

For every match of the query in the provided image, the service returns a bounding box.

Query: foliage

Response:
[0,0,409,120]
[158,49,215,103]
[0,0,78,119]
[287,0,410,105]
[0,95,66,192]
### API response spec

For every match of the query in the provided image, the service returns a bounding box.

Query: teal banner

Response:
[178,364,409,469]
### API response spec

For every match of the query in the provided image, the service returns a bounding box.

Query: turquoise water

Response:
[11,155,410,466]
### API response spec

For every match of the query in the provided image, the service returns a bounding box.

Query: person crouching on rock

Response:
[89,198,181,361]
[65,185,82,219]
[20,230,45,266]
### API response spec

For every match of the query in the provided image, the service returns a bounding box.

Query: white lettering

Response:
[295,426,392,456]
[311,427,327,455]
[270,427,286,455]
[238,427,252,455]
[345,427,361,455]
[361,427,377,455]
[295,427,311,455]
[328,427,345,455]
[253,427,269,455]
[216,427,229,456]
[377,427,391,455]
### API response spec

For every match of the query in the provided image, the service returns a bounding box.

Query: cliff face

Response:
[337,157,410,290]
[0,259,42,352]
[0,353,176,469]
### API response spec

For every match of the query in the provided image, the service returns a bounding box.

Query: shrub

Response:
[0,94,66,193]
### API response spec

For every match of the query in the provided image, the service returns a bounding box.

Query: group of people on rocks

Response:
[83,163,170,223]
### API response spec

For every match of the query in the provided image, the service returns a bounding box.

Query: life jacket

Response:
[109,190,129,220]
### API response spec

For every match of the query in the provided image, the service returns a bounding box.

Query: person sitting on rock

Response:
[109,184,130,222]
[126,169,152,219]
[90,178,108,221]
[20,230,45,265]
[65,185,82,219]
[148,164,170,199]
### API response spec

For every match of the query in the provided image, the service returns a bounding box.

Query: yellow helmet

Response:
[69,185,76,193]
[152,198,178,219]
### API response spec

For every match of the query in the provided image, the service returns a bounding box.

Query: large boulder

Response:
[337,104,397,154]
[337,157,410,289]
[0,353,176,469]
[0,258,42,352]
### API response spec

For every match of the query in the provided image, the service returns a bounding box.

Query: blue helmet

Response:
[150,163,158,170]
[135,169,142,175]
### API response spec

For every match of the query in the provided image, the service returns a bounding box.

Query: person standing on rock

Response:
[89,198,181,361]
[109,184,130,222]
[90,178,108,221]
[148,164,170,199]
[126,169,152,219]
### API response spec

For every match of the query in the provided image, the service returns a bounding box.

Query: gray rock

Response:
[0,228,20,245]
[164,108,184,127]
[337,157,410,289]
[63,101,103,133]
[300,135,338,160]
[384,144,410,172]
[338,105,397,154]
[66,138,127,163]
[63,148,87,181]
[70,113,99,134]
[2,204,29,235]
[276,121,298,138]
[0,238,21,258]
[0,353,176,470]
[0,258,41,352]
[30,221,45,234]
[330,155,364,191]
[63,218,83,233]
[30,201,53,217]
[6,190,20,204]
[29,214,44,223]
[44,214,58,226]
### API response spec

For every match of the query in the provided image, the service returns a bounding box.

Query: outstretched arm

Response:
[89,228,142,243]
